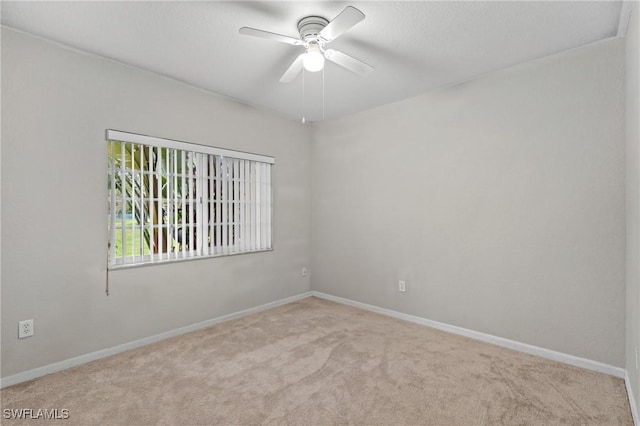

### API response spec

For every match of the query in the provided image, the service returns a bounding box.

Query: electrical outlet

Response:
[302,267,308,277]
[398,280,406,292]
[18,319,34,339]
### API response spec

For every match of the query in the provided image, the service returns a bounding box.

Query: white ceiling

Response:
[1,1,624,123]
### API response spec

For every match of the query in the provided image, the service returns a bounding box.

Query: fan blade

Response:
[324,49,373,77]
[239,27,303,46]
[280,54,305,83]
[319,6,365,42]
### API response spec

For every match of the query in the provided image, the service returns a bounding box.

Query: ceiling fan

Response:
[239,6,374,83]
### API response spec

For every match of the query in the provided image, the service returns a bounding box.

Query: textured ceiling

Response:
[1,1,624,123]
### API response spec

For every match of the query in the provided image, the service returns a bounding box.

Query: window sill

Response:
[107,248,274,271]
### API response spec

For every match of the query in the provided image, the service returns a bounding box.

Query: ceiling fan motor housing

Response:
[297,16,329,43]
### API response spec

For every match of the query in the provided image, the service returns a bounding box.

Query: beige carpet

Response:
[0,297,633,425]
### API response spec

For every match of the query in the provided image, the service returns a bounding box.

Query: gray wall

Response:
[626,2,640,411]
[311,39,626,366]
[1,29,312,377]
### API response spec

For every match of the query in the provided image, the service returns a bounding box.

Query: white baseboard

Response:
[311,291,626,379]
[1,289,631,403]
[0,291,313,389]
[627,371,639,426]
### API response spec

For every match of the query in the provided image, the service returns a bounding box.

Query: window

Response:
[106,130,274,268]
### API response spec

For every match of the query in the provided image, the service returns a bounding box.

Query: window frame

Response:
[106,129,274,270]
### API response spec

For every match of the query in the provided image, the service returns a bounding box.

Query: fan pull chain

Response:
[322,66,325,121]
[301,69,306,124]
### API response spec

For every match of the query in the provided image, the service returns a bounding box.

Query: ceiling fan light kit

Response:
[239,6,374,82]
[302,43,324,72]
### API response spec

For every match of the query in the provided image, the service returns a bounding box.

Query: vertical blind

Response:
[106,130,274,268]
